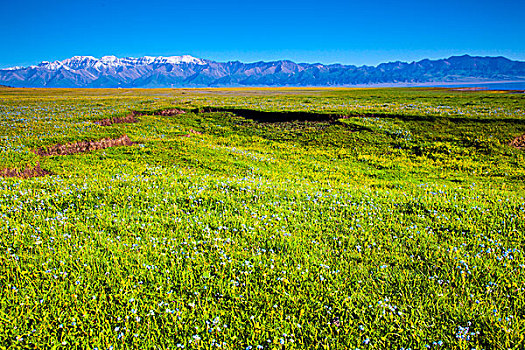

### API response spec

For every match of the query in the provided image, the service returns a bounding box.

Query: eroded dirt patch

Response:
[510,134,525,149]
[34,135,135,156]
[95,114,138,126]
[182,129,203,137]
[156,108,186,116]
[0,163,52,179]
[132,108,186,117]
[450,87,487,92]
[95,108,186,126]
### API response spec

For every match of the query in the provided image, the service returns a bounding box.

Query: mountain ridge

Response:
[1,54,524,88]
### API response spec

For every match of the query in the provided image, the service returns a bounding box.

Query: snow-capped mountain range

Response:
[1,54,524,88]
[34,55,206,71]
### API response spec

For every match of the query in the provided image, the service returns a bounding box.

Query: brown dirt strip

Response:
[33,135,136,156]
[94,108,186,126]
[154,109,186,116]
[95,114,138,126]
[130,108,186,117]
[510,134,525,149]
[182,129,203,137]
[0,163,53,179]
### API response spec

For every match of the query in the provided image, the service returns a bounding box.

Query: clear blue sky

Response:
[1,0,524,68]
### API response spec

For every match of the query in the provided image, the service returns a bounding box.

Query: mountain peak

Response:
[14,55,207,72]
[101,55,119,63]
[148,55,206,65]
[1,55,524,87]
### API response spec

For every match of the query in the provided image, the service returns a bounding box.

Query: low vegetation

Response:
[0,87,524,349]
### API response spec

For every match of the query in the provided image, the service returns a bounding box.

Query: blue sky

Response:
[1,0,524,68]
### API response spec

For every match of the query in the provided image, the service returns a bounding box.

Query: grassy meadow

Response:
[1,87,524,349]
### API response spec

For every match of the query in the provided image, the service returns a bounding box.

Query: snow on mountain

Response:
[100,55,119,64]
[0,55,206,72]
[123,55,206,66]
[154,55,207,65]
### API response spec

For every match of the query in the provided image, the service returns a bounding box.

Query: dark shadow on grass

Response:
[196,107,345,123]
[190,107,525,125]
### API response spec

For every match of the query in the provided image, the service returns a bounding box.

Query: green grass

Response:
[0,87,524,349]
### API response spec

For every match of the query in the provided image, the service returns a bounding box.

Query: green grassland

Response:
[1,87,524,349]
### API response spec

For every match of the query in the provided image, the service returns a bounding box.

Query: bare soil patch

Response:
[132,109,186,117]
[449,87,487,92]
[95,108,186,126]
[34,135,135,156]
[95,114,138,126]
[510,134,525,149]
[156,109,186,116]
[0,163,52,179]
[182,129,203,137]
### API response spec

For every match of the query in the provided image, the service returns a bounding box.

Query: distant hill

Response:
[1,54,524,88]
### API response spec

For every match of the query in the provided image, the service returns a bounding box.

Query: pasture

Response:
[1,87,524,349]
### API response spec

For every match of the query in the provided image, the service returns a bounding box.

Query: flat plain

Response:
[1,87,524,349]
